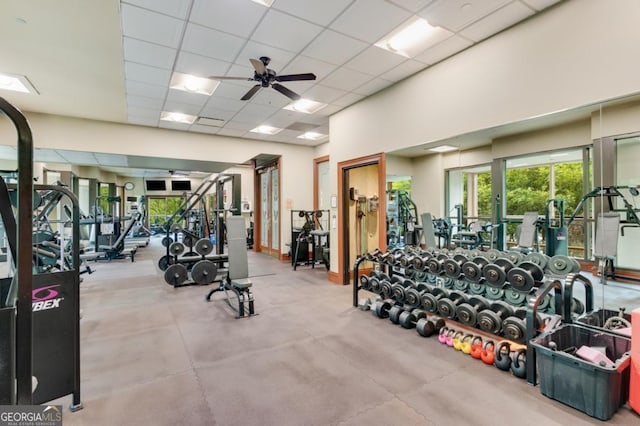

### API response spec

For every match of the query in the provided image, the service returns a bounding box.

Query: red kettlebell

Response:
[470,336,483,359]
[480,341,495,365]
[494,341,512,371]
[438,326,449,344]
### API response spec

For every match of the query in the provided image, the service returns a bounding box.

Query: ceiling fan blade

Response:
[241,84,262,101]
[209,76,253,81]
[275,73,317,82]
[272,83,301,101]
[249,58,266,75]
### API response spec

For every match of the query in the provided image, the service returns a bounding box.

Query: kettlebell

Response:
[510,348,527,378]
[481,341,495,365]
[451,330,464,349]
[494,341,512,371]
[461,334,473,355]
[445,329,456,347]
[438,326,449,344]
[470,336,483,359]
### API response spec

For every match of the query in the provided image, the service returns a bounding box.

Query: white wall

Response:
[386,154,413,179]
[592,100,640,140]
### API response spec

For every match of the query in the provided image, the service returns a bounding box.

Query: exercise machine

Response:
[386,190,421,249]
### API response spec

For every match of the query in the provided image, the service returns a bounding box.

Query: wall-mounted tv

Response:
[145,179,166,191]
[171,180,191,191]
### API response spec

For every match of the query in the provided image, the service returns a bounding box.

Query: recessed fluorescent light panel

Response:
[170,72,219,96]
[283,99,327,114]
[0,72,38,94]
[428,145,458,153]
[251,0,274,6]
[297,131,328,141]
[376,16,452,58]
[197,117,225,127]
[160,111,197,124]
[250,125,282,135]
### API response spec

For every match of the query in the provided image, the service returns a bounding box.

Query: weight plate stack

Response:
[164,263,188,286]
[547,255,574,275]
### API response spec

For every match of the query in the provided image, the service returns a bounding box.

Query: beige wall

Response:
[592,100,640,140]
[386,154,413,179]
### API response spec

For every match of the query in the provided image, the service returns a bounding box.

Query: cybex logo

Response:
[32,285,64,312]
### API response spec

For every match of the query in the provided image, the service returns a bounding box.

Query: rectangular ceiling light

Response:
[428,145,458,153]
[251,0,274,6]
[0,72,38,94]
[376,16,452,58]
[197,117,225,127]
[283,99,327,114]
[250,125,283,135]
[297,131,328,141]
[170,72,219,96]
[160,111,197,124]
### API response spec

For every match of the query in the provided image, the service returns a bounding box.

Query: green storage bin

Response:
[531,323,631,420]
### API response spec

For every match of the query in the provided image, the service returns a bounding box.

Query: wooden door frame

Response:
[333,153,386,285]
[253,159,281,258]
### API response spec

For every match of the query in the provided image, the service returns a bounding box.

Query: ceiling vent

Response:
[285,122,318,132]
[197,117,225,127]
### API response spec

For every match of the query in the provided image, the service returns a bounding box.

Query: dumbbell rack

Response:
[352,247,595,384]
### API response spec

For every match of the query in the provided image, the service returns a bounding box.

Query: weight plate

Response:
[482,264,507,288]
[538,293,552,313]
[436,298,457,319]
[182,234,195,248]
[456,303,478,326]
[462,261,483,283]
[399,311,416,329]
[494,257,515,271]
[442,258,462,278]
[571,297,585,314]
[169,241,185,256]
[389,305,403,324]
[469,249,482,259]
[161,236,174,247]
[426,258,442,274]
[468,282,485,295]
[486,249,501,261]
[392,284,407,304]
[421,293,439,313]
[380,281,393,299]
[412,257,425,270]
[521,261,544,281]
[404,288,422,309]
[164,263,188,286]
[477,309,502,334]
[414,271,429,281]
[369,277,381,294]
[548,255,574,275]
[506,267,535,293]
[191,260,218,285]
[505,251,524,265]
[524,252,548,270]
[170,223,183,233]
[504,287,527,306]
[441,277,454,289]
[359,274,370,290]
[194,238,213,256]
[502,317,526,343]
[453,279,469,292]
[158,255,171,271]
[427,274,437,284]
[374,300,392,318]
[571,258,581,273]
[484,286,504,300]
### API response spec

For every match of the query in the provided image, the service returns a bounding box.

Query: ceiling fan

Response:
[209,56,316,101]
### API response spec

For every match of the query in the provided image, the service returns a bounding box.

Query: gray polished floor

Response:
[57,237,640,425]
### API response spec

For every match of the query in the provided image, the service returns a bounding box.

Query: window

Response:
[446,165,491,229]
[148,196,184,229]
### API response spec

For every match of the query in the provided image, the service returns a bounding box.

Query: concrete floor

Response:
[55,237,640,425]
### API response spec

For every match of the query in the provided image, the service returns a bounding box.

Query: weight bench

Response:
[205,216,255,318]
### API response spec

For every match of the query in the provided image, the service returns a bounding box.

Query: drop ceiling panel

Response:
[163,100,203,115]
[159,121,191,131]
[419,0,511,32]
[189,124,221,134]
[122,0,191,19]
[414,35,473,65]
[209,82,255,101]
[281,55,337,82]
[206,96,247,112]
[332,92,365,107]
[302,84,346,104]
[521,0,562,11]
[223,120,258,131]
[380,59,427,82]
[315,104,343,116]
[120,4,185,48]
[460,1,535,42]
[387,0,435,12]
[127,106,162,119]
[252,9,323,54]
[94,153,128,166]
[236,41,296,69]
[330,0,411,43]
[175,52,232,77]
[353,77,394,96]
[250,90,291,109]
[181,23,246,62]
[165,89,210,107]
[190,0,267,38]
[57,150,99,164]
[237,102,280,120]
[302,30,368,65]
[128,116,159,127]
[321,68,374,92]
[344,46,407,77]
[198,106,237,121]
[217,128,248,137]
[127,95,165,110]
[125,61,172,86]
[272,0,352,26]
[34,149,66,163]
[123,37,176,70]
[126,80,167,100]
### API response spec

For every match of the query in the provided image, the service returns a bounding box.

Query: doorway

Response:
[256,161,280,258]
[337,154,386,285]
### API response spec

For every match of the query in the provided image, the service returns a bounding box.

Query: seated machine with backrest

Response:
[205,216,255,318]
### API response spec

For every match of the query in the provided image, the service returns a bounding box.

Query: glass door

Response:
[257,163,280,257]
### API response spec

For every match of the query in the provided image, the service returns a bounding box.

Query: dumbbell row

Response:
[360,297,528,379]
